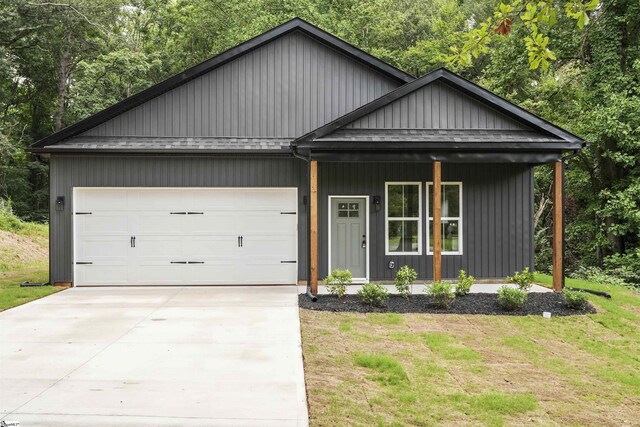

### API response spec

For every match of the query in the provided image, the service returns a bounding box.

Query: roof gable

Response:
[295,68,584,145]
[32,18,413,150]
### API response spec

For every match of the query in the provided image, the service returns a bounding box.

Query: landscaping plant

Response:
[455,270,474,296]
[507,267,534,291]
[324,269,352,298]
[427,281,455,308]
[498,286,528,311]
[563,289,588,310]
[357,283,389,307]
[394,265,417,298]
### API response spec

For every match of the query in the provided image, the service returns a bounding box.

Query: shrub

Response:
[324,269,352,297]
[455,270,474,296]
[564,289,588,310]
[507,267,534,291]
[570,265,631,289]
[427,281,455,308]
[497,286,528,311]
[394,265,417,298]
[357,283,389,307]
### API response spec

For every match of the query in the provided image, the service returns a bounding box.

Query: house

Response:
[30,18,585,295]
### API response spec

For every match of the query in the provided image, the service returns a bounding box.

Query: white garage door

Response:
[73,188,298,286]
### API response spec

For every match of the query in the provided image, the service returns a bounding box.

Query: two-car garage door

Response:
[73,188,297,286]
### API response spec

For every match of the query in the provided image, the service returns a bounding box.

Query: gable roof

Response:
[293,67,585,147]
[31,18,414,150]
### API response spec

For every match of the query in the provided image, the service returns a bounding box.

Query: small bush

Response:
[564,289,588,310]
[394,265,417,298]
[455,270,474,296]
[507,267,534,291]
[324,269,352,297]
[570,265,632,289]
[497,286,528,311]
[427,281,455,308]
[357,283,389,307]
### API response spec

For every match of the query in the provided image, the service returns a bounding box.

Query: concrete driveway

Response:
[0,286,308,426]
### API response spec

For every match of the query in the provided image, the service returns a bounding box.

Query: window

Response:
[427,182,462,255]
[385,183,422,255]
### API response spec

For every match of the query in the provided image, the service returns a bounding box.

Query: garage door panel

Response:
[135,235,184,258]
[186,262,237,285]
[74,189,130,211]
[242,236,296,259]
[241,262,297,284]
[76,214,129,235]
[128,190,184,211]
[186,213,236,235]
[240,189,297,211]
[76,236,130,260]
[188,190,237,210]
[237,212,296,234]
[134,212,185,235]
[76,265,129,285]
[133,263,187,285]
[187,237,238,257]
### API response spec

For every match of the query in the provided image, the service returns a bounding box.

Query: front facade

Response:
[32,18,584,289]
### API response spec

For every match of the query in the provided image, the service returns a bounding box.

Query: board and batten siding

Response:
[81,31,399,139]
[346,81,529,130]
[49,156,308,283]
[318,162,534,280]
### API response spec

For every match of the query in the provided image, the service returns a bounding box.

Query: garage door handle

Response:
[170,212,187,215]
[170,261,187,264]
[238,236,243,247]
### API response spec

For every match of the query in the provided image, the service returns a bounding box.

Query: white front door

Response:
[74,188,297,286]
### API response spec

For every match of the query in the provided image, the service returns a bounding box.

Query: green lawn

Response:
[0,264,62,311]
[0,210,60,310]
[300,274,640,426]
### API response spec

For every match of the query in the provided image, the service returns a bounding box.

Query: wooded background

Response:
[1,0,638,281]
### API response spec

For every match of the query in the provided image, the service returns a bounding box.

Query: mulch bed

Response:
[299,293,597,316]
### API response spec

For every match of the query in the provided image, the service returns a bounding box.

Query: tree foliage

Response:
[1,0,638,279]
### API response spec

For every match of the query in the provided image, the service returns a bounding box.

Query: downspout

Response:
[291,143,317,301]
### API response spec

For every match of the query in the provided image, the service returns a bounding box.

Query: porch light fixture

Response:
[55,196,65,211]
[373,195,381,212]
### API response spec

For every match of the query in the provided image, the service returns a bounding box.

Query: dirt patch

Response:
[0,230,48,270]
[299,293,596,316]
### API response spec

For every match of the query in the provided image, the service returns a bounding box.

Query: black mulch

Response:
[298,293,597,316]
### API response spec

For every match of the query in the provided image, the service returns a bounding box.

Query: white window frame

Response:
[426,181,463,255]
[385,182,422,256]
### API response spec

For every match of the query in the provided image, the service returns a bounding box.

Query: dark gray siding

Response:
[346,81,528,130]
[318,162,534,280]
[81,31,399,139]
[50,155,308,283]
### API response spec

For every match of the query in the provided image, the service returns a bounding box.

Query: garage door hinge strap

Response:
[170,261,187,264]
[76,262,93,264]
[75,212,92,215]
[280,211,296,215]
[188,261,205,264]
[170,212,187,215]
[280,260,297,263]
[187,212,203,215]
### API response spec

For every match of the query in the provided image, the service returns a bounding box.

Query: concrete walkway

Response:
[0,286,308,426]
[299,283,553,295]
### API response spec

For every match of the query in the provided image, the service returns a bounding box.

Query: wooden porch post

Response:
[553,160,564,292]
[433,161,442,282]
[310,160,318,294]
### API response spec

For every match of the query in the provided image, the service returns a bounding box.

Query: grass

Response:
[300,274,640,426]
[0,209,59,310]
[0,265,61,311]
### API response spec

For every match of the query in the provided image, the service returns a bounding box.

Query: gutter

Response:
[291,144,317,302]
